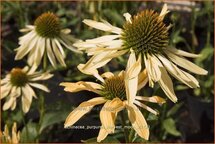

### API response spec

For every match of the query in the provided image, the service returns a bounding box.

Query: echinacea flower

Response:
[60,51,165,142]
[1,123,20,144]
[74,4,208,103]
[1,65,53,113]
[15,12,81,68]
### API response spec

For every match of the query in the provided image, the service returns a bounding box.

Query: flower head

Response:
[1,123,20,144]
[15,12,81,69]
[1,65,53,113]
[73,4,208,103]
[60,51,165,142]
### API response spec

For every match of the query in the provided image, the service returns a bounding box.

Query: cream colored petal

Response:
[61,28,71,34]
[101,72,114,79]
[144,55,154,87]
[54,39,66,58]
[60,81,102,94]
[29,83,49,93]
[3,96,15,111]
[134,100,158,115]
[12,123,19,144]
[135,96,166,104]
[15,33,38,60]
[158,67,178,103]
[64,97,107,128]
[159,4,169,18]
[11,100,17,110]
[83,19,122,34]
[123,13,132,23]
[158,55,199,88]
[21,87,33,113]
[58,36,82,54]
[97,126,109,142]
[99,100,121,134]
[167,47,200,58]
[86,35,120,44]
[27,64,37,75]
[126,104,149,140]
[1,84,11,99]
[167,52,208,75]
[51,40,66,67]
[125,53,141,104]
[29,72,53,81]
[148,55,162,82]
[138,69,149,90]
[46,38,57,68]
[100,101,115,133]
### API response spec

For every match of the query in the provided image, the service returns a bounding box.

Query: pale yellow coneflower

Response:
[73,4,208,103]
[15,12,81,68]
[1,65,53,113]
[1,123,20,144]
[60,51,165,142]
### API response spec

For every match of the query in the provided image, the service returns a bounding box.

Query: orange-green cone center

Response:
[34,12,60,38]
[10,68,28,87]
[101,75,126,100]
[122,10,169,56]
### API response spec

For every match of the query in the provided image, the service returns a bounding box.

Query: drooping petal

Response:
[138,69,149,90]
[126,104,149,140]
[158,55,199,88]
[29,83,50,93]
[46,38,57,68]
[83,19,122,34]
[64,97,107,128]
[158,67,178,103]
[51,40,66,67]
[97,126,109,142]
[21,86,33,113]
[125,53,141,104]
[100,98,124,134]
[167,51,208,75]
[134,100,158,115]
[167,47,201,58]
[60,81,102,94]
[135,96,166,104]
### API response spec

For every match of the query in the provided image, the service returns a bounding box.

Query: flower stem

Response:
[120,110,129,143]
[21,109,29,141]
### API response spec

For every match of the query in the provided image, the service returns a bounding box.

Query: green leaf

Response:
[195,45,214,64]
[81,136,120,143]
[162,118,181,137]
[39,111,68,133]
[167,102,183,117]
[21,122,38,142]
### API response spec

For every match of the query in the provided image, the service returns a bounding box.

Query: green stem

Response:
[120,111,129,143]
[21,110,29,141]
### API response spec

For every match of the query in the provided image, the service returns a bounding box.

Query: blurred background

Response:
[1,0,214,143]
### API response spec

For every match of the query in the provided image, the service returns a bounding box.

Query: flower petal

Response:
[29,83,50,93]
[158,67,178,103]
[123,13,132,23]
[97,126,109,142]
[60,81,102,94]
[167,47,201,58]
[135,96,166,104]
[138,69,149,90]
[83,19,122,34]
[64,97,106,128]
[126,104,149,140]
[167,51,208,75]
[134,100,158,115]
